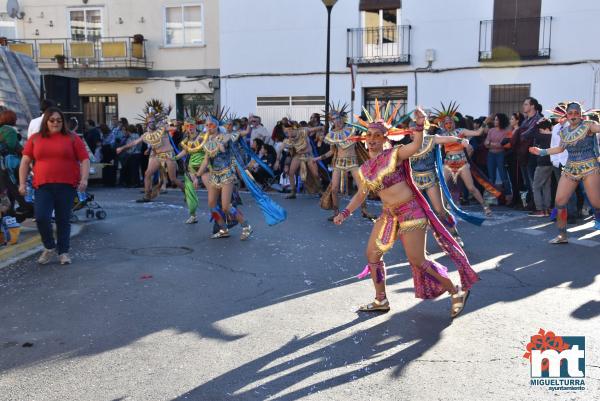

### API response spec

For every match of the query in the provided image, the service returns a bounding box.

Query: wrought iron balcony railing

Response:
[5,36,152,69]
[479,16,552,61]
[347,25,411,65]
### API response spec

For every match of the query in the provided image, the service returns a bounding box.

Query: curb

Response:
[0,224,85,269]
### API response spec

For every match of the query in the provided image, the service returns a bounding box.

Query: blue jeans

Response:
[34,184,76,254]
[487,152,512,195]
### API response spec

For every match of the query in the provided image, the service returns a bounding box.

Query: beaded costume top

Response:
[283,128,309,153]
[560,122,598,163]
[410,135,436,172]
[202,133,233,170]
[358,147,406,193]
[181,134,206,154]
[440,129,465,153]
[324,127,355,150]
[142,128,167,147]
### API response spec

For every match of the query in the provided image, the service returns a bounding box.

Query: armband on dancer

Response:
[539,148,549,157]
[339,208,351,221]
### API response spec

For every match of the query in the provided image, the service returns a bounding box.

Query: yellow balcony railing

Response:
[4,36,152,70]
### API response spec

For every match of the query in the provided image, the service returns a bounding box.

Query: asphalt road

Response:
[0,187,598,401]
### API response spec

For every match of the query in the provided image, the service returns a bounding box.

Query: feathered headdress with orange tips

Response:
[349,99,426,141]
[431,101,460,125]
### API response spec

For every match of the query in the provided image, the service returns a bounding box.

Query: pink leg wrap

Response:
[411,260,449,299]
[357,261,386,284]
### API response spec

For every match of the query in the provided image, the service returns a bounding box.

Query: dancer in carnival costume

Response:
[433,102,496,216]
[315,103,372,221]
[529,102,600,243]
[196,110,286,239]
[174,117,209,224]
[283,121,322,199]
[409,123,479,247]
[334,108,478,317]
[117,99,184,203]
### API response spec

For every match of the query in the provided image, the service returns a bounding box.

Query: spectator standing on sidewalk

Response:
[18,107,90,265]
[511,97,542,209]
[504,112,524,207]
[485,113,512,203]
[529,119,554,217]
[84,120,102,155]
[110,116,127,147]
[27,99,55,140]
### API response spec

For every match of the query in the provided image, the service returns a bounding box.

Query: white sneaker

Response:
[59,253,72,265]
[37,248,56,265]
[185,215,198,224]
[211,228,230,239]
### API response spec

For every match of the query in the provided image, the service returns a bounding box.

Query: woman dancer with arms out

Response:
[314,103,371,221]
[117,100,184,202]
[434,103,493,216]
[334,108,478,317]
[529,102,600,243]
[283,122,322,199]
[409,124,474,246]
[196,113,252,240]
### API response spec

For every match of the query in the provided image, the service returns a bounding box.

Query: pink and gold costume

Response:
[358,146,479,299]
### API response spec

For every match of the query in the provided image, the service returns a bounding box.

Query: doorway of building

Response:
[82,95,118,127]
[363,86,408,122]
[176,93,214,121]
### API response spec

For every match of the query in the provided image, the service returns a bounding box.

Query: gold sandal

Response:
[549,234,568,244]
[450,286,470,319]
[240,225,253,241]
[358,298,390,313]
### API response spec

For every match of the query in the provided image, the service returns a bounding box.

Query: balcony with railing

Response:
[4,36,153,78]
[347,25,411,66]
[479,16,552,61]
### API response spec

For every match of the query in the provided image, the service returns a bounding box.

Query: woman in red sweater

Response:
[18,107,90,265]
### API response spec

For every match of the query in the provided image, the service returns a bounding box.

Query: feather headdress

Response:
[139,99,172,129]
[324,102,350,121]
[349,99,422,141]
[431,101,460,124]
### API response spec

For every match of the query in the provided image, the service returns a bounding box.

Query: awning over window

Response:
[359,0,401,11]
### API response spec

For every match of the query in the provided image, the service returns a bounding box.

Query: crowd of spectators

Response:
[1,96,597,251]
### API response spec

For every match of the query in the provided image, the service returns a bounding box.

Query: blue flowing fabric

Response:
[435,145,485,226]
[308,135,331,180]
[238,138,275,177]
[231,146,287,226]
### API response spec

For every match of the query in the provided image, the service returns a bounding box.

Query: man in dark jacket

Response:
[510,97,542,209]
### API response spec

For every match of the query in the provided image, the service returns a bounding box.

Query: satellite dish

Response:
[7,0,25,20]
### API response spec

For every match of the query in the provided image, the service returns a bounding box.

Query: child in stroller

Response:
[71,191,106,222]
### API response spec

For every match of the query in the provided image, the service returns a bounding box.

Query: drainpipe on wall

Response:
[413,60,432,107]
[589,62,600,108]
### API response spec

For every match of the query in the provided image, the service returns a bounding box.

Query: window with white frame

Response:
[68,8,103,41]
[0,13,17,39]
[164,4,204,46]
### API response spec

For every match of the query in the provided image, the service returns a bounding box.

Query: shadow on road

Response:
[0,195,597,399]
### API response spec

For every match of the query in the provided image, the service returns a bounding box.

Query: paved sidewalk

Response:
[0,220,85,269]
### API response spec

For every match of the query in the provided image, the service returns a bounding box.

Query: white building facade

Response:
[220,0,600,131]
[1,0,219,125]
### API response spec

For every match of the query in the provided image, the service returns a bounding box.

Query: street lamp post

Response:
[322,0,337,135]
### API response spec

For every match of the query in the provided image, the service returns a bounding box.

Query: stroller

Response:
[71,191,107,222]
